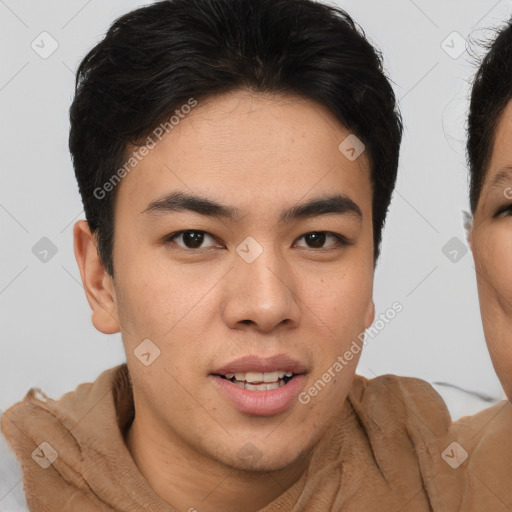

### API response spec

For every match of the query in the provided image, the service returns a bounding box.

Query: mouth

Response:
[210,354,308,416]
[216,370,298,391]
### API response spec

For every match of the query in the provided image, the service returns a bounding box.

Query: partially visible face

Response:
[109,90,375,471]
[471,99,512,400]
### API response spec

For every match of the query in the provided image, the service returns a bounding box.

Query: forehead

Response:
[484,101,512,187]
[117,90,372,214]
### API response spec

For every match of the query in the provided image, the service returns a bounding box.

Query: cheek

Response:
[305,265,373,354]
[474,228,512,311]
[473,227,512,396]
[113,249,202,344]
[113,231,219,327]
[323,265,372,314]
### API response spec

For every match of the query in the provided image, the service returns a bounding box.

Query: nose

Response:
[221,245,301,333]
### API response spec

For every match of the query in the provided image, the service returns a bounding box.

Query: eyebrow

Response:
[142,191,363,224]
[490,166,512,189]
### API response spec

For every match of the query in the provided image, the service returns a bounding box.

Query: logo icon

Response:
[134,338,161,366]
[32,237,58,263]
[442,236,468,263]
[31,32,59,59]
[236,237,264,264]
[31,442,58,469]
[441,32,466,59]
[442,441,468,469]
[338,134,365,161]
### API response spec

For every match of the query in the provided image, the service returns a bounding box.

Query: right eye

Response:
[164,230,222,250]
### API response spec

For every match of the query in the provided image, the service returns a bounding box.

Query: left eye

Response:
[496,204,512,218]
[295,231,348,249]
[164,230,349,250]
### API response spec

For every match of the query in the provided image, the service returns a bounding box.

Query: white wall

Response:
[0,0,508,413]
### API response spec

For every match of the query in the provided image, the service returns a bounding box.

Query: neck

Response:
[124,412,310,512]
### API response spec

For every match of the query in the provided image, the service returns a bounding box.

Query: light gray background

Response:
[0,0,509,414]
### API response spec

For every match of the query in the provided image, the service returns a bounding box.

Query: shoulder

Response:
[452,399,512,443]
[0,412,30,511]
[349,373,452,433]
[339,374,461,510]
[449,400,512,509]
[352,372,447,401]
[346,373,453,466]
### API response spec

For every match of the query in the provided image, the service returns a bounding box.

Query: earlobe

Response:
[463,210,473,251]
[365,299,375,329]
[73,220,121,335]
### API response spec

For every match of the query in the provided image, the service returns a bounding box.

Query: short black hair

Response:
[69,0,402,276]
[467,21,512,212]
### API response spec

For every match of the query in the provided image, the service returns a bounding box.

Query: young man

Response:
[0,0,475,510]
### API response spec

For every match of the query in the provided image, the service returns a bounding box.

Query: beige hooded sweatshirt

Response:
[1,364,511,511]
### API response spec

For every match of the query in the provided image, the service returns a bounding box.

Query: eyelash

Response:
[163,230,352,252]
[495,204,512,218]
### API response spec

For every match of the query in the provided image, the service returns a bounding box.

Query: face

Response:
[471,99,512,400]
[77,90,375,472]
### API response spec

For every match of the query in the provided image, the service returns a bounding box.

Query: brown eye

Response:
[166,230,218,250]
[295,231,350,249]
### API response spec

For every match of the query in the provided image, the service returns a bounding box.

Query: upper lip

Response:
[212,354,308,376]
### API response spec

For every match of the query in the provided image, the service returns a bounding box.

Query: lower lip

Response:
[210,374,307,416]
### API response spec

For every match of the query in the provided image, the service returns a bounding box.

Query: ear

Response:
[73,220,121,334]
[364,299,375,329]
[463,210,473,251]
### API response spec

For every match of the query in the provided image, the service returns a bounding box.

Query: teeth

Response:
[245,381,282,391]
[232,380,287,391]
[224,371,294,384]
[263,371,279,383]
[245,372,263,383]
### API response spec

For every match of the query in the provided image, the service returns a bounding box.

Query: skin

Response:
[470,99,512,400]
[73,89,375,512]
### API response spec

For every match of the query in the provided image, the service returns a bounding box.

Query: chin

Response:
[231,455,298,473]
[222,442,310,473]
